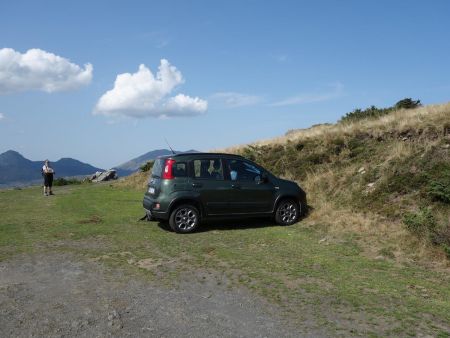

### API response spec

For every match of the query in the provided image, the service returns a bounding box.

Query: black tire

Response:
[169,204,200,233]
[274,199,299,226]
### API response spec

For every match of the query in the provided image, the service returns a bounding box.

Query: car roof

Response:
[156,152,246,160]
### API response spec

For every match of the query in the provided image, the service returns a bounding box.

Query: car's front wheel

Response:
[169,204,200,233]
[275,199,299,226]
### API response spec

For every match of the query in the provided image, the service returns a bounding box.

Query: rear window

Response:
[151,159,164,178]
[151,159,187,178]
[173,162,187,177]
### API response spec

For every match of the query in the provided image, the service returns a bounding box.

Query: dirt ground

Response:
[0,253,326,337]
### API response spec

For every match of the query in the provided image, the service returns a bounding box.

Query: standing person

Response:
[42,160,55,196]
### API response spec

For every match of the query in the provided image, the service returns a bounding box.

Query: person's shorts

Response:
[44,174,53,187]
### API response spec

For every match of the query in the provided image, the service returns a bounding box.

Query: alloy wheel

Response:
[174,207,198,231]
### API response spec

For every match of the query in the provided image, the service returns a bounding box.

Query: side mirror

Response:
[257,173,268,184]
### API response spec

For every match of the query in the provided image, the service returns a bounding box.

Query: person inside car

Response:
[210,159,222,180]
[200,160,211,178]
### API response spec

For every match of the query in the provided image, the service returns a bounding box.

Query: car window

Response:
[151,159,164,178]
[173,162,187,177]
[193,159,224,180]
[228,159,261,182]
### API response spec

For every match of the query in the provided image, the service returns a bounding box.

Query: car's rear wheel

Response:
[275,199,299,226]
[169,204,200,233]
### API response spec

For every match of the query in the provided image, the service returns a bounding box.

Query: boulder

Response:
[90,171,102,180]
[91,169,118,182]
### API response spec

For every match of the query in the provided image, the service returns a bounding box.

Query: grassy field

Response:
[1,183,449,337]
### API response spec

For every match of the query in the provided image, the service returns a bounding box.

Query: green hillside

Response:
[228,102,450,262]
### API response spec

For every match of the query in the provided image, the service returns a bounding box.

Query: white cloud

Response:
[272,82,344,107]
[211,92,263,108]
[0,48,93,94]
[94,59,207,118]
[0,113,4,120]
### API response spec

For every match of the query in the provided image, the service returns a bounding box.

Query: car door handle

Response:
[192,183,202,188]
[231,184,241,189]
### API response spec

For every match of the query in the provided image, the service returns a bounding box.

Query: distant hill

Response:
[0,150,103,187]
[114,149,198,176]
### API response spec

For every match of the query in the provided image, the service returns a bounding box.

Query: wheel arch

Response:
[273,195,302,214]
[168,198,204,218]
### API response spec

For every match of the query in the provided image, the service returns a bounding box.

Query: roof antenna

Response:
[164,138,176,154]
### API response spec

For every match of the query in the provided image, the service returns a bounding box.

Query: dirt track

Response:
[0,253,325,337]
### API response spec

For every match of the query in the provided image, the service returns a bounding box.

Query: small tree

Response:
[140,160,155,172]
[394,98,421,110]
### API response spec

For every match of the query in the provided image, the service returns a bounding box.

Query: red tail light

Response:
[162,159,175,179]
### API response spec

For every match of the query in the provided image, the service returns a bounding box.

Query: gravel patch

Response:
[0,253,325,337]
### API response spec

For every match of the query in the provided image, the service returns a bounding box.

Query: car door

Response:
[226,159,275,214]
[189,158,232,215]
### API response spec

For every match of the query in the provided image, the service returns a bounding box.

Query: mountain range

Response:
[0,150,103,188]
[0,149,198,187]
[114,149,197,176]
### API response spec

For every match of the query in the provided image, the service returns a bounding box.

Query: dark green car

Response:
[143,153,307,233]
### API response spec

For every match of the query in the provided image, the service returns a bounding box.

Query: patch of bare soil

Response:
[0,253,327,337]
[78,215,103,224]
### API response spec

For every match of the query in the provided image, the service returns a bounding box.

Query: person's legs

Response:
[48,175,54,195]
[43,175,49,196]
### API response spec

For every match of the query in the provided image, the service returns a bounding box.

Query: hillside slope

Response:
[227,102,450,262]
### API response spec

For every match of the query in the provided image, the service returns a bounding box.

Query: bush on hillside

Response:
[394,98,421,110]
[140,160,154,172]
[340,98,421,123]
[340,106,392,123]
[403,208,450,258]
[428,179,450,204]
[403,208,436,236]
[53,177,83,186]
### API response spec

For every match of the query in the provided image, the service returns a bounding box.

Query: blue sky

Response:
[1,0,449,169]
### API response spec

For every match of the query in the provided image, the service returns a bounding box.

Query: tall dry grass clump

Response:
[115,171,148,191]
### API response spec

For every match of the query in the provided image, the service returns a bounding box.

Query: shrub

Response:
[140,160,154,172]
[340,106,392,123]
[428,179,450,204]
[403,208,450,257]
[429,226,450,259]
[394,98,421,110]
[403,208,436,236]
[53,177,82,186]
[443,245,450,259]
[340,98,421,123]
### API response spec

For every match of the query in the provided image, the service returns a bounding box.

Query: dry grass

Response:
[302,166,449,267]
[220,102,450,153]
[115,171,148,191]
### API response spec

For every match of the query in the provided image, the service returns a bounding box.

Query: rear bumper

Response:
[143,195,170,221]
